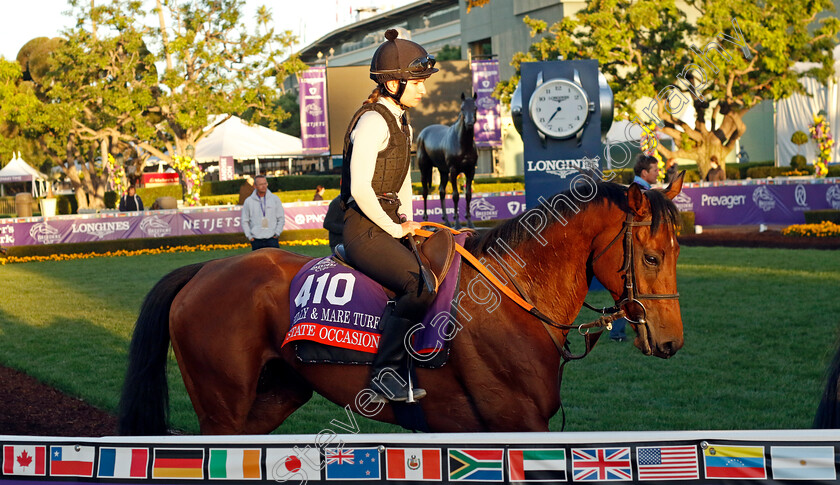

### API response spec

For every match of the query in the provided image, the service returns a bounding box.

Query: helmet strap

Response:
[379,81,410,110]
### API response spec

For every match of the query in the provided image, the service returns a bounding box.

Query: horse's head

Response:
[460,92,477,130]
[591,173,685,358]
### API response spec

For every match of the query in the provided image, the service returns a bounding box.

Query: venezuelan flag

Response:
[703,444,766,479]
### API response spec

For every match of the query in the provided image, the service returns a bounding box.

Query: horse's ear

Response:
[473,91,477,99]
[461,92,466,100]
[663,170,685,200]
[627,183,650,217]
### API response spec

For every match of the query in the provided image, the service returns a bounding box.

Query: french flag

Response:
[97,447,149,479]
[50,446,95,477]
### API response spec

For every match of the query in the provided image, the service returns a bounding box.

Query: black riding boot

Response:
[369,308,426,403]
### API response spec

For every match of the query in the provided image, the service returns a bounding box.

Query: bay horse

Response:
[119,174,686,435]
[417,92,478,229]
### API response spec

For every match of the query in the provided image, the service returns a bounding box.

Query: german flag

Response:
[152,449,204,479]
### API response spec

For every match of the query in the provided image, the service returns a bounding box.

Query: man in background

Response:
[119,186,144,211]
[632,155,659,189]
[241,175,285,250]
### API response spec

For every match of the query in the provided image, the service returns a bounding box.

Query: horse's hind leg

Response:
[439,165,452,227]
[243,359,313,434]
[448,169,462,230]
[464,165,476,229]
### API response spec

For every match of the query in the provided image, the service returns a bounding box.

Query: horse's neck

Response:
[512,204,619,324]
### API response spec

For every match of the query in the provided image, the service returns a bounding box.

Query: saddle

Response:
[334,228,456,294]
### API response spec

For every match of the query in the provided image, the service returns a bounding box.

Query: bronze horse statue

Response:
[119,175,686,435]
[417,92,478,229]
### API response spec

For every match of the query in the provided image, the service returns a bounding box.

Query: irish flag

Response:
[208,449,261,480]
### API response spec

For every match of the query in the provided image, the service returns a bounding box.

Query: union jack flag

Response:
[325,449,354,465]
[572,447,632,481]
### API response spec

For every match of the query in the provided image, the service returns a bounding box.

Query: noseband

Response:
[588,212,680,354]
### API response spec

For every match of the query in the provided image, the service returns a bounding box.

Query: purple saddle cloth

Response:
[282,233,467,368]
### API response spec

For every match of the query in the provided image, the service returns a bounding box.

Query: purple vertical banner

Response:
[471,59,502,148]
[219,156,234,181]
[299,65,330,155]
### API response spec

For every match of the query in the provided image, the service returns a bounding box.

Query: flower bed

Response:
[782,221,840,238]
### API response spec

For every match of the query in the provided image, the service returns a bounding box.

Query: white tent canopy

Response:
[0,153,49,197]
[775,44,840,167]
[194,115,304,163]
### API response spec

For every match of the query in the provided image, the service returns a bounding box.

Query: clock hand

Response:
[546,106,562,124]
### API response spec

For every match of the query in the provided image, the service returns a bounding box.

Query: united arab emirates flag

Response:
[508,449,566,482]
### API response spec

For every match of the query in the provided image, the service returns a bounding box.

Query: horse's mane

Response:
[466,180,680,254]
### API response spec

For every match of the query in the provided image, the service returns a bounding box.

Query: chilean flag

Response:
[50,446,95,477]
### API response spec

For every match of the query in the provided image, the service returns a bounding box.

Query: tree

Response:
[497,0,839,177]
[107,0,306,203]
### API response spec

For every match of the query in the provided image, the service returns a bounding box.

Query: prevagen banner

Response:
[299,65,330,155]
[675,180,840,225]
[471,59,502,148]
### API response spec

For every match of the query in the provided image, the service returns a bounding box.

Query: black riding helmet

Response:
[370,29,438,106]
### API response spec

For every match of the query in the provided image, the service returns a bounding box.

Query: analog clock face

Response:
[528,79,590,139]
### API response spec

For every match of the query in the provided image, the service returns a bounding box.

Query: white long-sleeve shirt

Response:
[349,99,414,238]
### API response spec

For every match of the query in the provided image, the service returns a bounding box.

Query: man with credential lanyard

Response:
[241,174,285,250]
[340,29,438,403]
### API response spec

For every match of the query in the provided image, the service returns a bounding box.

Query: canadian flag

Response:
[3,445,47,476]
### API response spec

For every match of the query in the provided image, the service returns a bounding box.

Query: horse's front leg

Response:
[464,166,476,229]
[449,169,461,230]
[438,166,451,227]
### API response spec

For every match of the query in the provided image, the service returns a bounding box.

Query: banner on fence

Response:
[0,194,526,247]
[0,430,837,484]
[679,180,840,226]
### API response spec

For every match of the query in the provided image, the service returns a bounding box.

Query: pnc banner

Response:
[299,65,330,155]
[471,59,502,148]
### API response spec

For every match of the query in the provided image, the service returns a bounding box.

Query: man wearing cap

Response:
[339,29,438,403]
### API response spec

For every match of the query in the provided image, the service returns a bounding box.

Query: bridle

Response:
[586,212,680,355]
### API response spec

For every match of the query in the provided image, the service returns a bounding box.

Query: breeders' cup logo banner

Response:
[471,59,502,148]
[298,65,329,155]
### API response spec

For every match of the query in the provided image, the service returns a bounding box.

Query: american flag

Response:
[572,448,632,481]
[637,445,699,481]
[325,449,354,465]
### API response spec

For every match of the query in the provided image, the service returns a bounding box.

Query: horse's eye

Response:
[644,254,660,266]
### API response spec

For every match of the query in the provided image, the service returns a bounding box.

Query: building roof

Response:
[297,0,458,63]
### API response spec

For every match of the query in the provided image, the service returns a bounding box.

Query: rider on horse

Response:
[339,29,439,403]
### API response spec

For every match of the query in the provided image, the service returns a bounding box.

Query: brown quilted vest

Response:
[340,102,411,222]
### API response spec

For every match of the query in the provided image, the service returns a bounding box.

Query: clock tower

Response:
[521,60,613,208]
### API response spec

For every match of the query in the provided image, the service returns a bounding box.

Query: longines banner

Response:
[0,195,528,248]
[0,430,838,484]
[299,65,330,155]
[471,59,502,148]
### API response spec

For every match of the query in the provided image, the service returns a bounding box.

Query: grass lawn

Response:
[0,245,837,434]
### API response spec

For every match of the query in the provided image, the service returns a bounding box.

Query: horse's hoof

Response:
[467,220,476,229]
[454,221,462,230]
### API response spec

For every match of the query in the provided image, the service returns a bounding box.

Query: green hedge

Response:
[746,165,815,178]
[679,211,696,235]
[3,228,329,258]
[804,210,840,224]
[136,185,182,207]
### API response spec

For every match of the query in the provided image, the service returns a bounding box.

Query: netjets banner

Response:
[471,59,502,148]
[299,66,330,155]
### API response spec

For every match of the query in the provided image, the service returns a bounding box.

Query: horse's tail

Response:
[814,338,840,429]
[118,262,206,435]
